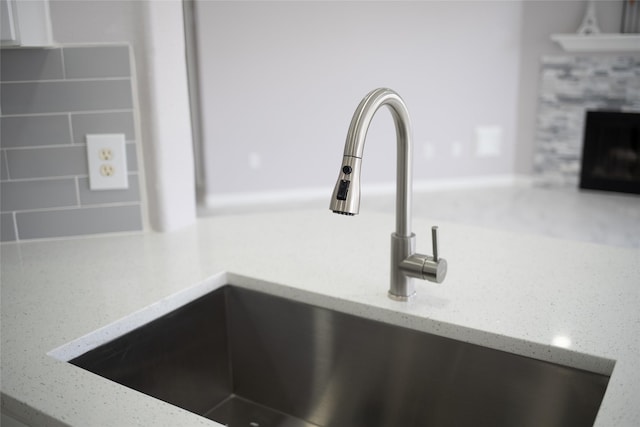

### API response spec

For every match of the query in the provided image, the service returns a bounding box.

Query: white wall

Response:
[46,0,630,214]
[48,0,196,231]
[195,1,524,204]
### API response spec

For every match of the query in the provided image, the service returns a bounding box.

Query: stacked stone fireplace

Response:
[533,56,640,194]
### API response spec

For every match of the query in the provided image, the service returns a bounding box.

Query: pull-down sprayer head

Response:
[330,155,361,215]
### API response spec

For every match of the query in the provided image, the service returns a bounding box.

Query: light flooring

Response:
[200,185,640,249]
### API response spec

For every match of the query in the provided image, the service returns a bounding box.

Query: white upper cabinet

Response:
[1,0,53,47]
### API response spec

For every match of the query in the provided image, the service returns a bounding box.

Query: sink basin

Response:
[70,285,609,427]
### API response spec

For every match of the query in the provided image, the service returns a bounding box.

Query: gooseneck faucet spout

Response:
[330,88,447,300]
[330,88,412,236]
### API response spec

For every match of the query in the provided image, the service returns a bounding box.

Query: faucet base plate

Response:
[388,290,416,302]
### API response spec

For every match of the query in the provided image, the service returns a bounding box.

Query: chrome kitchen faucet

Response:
[330,88,447,300]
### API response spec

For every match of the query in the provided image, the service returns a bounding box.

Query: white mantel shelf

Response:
[551,33,640,52]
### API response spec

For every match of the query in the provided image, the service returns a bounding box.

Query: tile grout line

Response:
[0,109,135,119]
[60,47,67,80]
[0,77,132,84]
[3,143,79,151]
[3,174,139,185]
[2,148,11,180]
[3,175,88,184]
[12,211,19,241]
[74,176,82,208]
[1,172,139,184]
[11,202,142,215]
[71,108,82,209]
[2,140,136,151]
[67,112,74,144]
[0,108,134,118]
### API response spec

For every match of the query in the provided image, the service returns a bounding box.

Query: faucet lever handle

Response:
[419,225,447,284]
[431,226,439,262]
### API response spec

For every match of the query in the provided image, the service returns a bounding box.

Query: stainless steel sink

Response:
[70,285,609,427]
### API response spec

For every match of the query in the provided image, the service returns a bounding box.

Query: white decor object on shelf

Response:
[576,0,601,35]
[551,0,640,52]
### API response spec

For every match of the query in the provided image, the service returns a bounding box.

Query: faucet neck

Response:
[343,88,413,237]
[332,88,447,300]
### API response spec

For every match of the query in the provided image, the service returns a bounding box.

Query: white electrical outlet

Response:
[248,152,262,170]
[86,134,129,190]
[451,141,463,157]
[475,126,503,157]
[423,142,436,159]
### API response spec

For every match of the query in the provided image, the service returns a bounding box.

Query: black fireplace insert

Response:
[579,110,640,195]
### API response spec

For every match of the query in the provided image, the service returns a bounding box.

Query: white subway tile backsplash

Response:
[0,48,64,82]
[63,46,131,79]
[1,80,133,115]
[0,45,143,241]
[6,146,88,179]
[125,143,139,173]
[78,175,141,206]
[1,115,72,148]
[16,205,143,240]
[1,179,77,211]
[71,111,135,144]
[1,213,16,242]
[0,151,8,180]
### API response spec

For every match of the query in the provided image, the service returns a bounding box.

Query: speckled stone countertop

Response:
[1,211,639,426]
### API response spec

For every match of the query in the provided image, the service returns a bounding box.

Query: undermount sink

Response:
[70,285,609,427]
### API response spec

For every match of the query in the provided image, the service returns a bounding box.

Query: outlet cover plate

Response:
[86,134,129,190]
[475,126,503,158]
